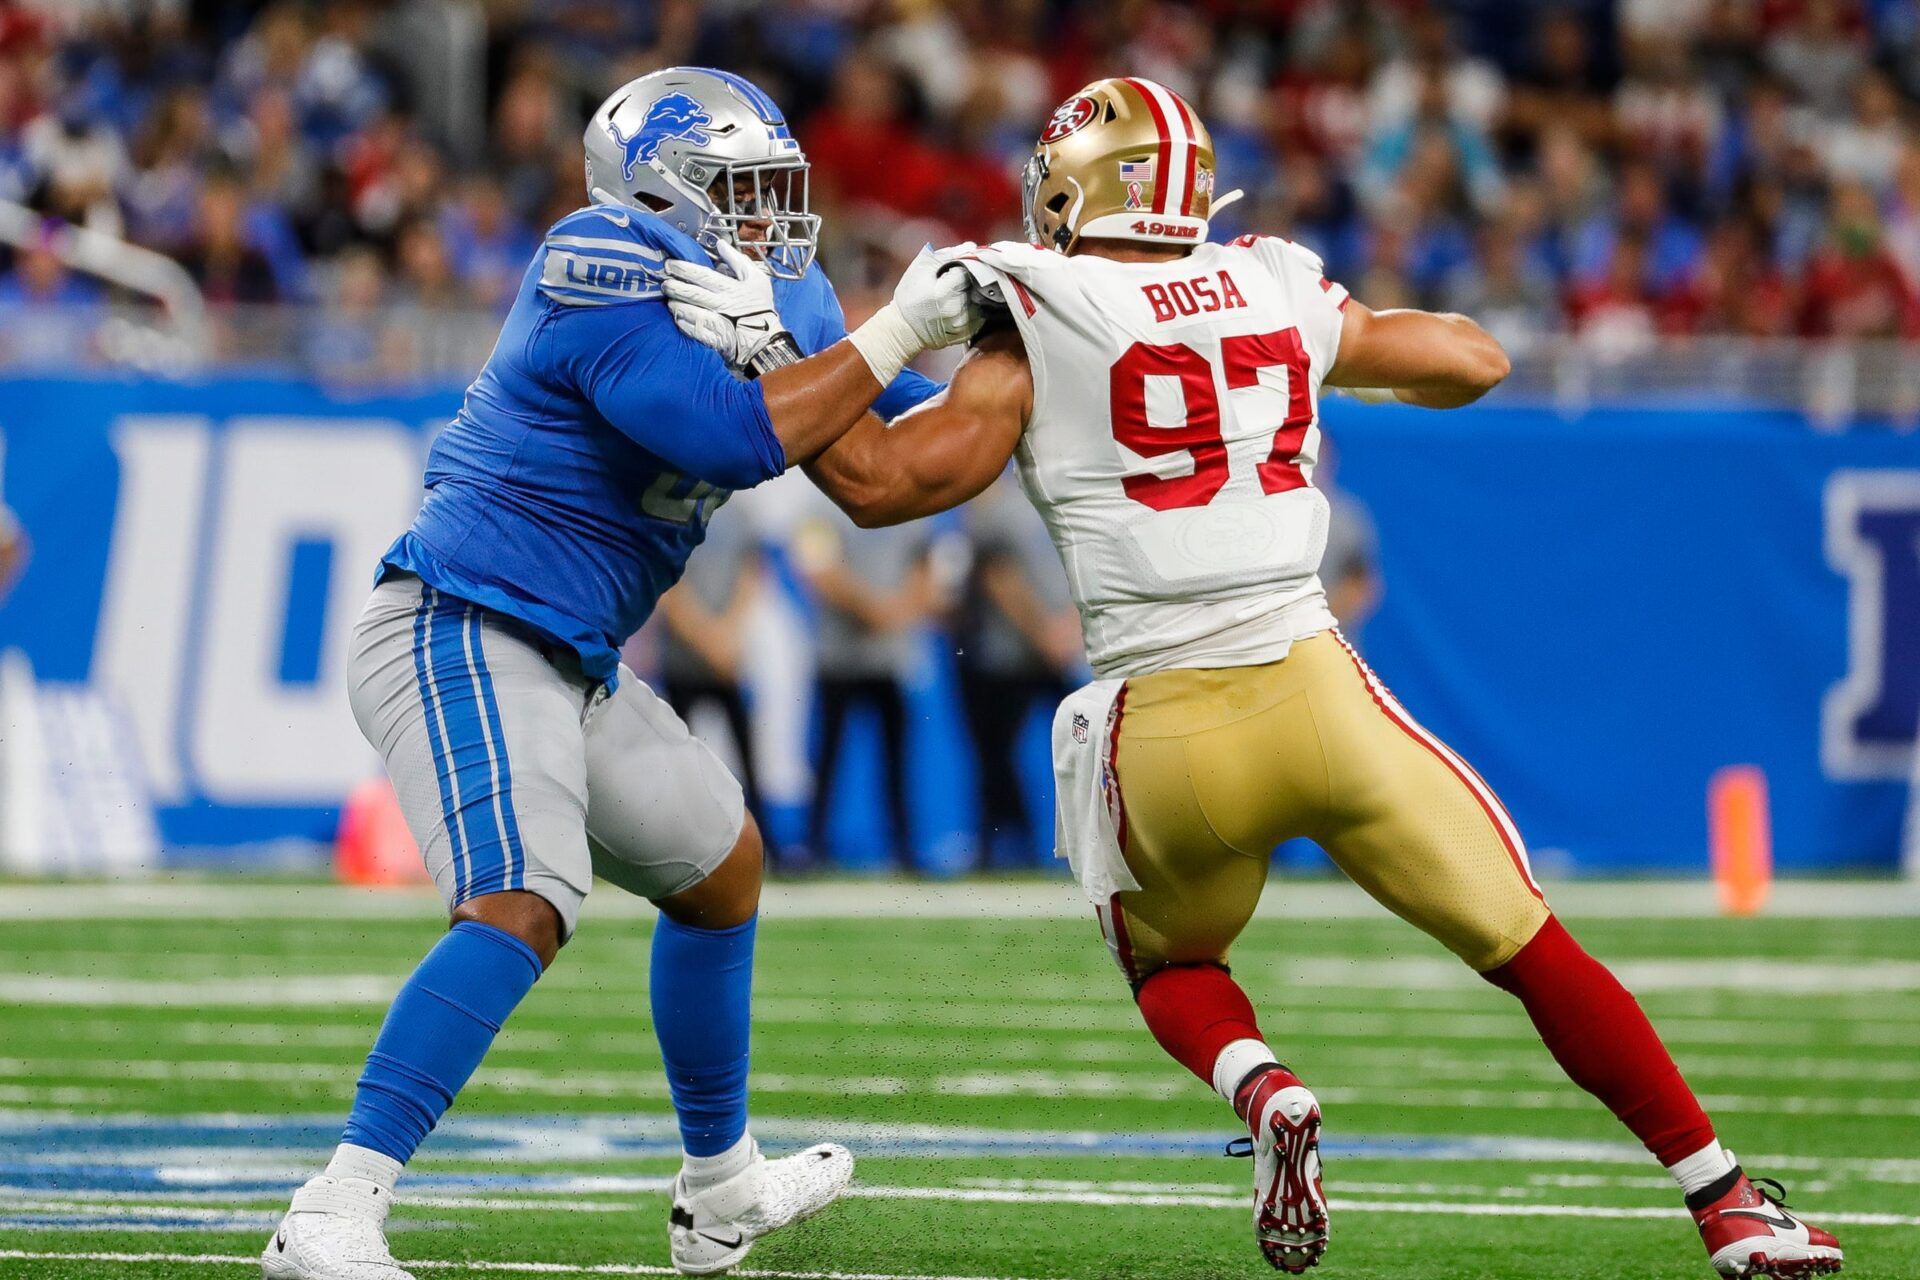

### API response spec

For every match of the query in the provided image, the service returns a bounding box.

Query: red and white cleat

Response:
[1691,1161,1843,1278]
[1234,1066,1328,1273]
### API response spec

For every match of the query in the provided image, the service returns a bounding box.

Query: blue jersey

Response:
[381,205,940,682]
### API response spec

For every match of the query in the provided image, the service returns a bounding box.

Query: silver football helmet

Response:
[584,67,819,279]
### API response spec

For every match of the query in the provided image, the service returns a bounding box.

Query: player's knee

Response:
[1453,899,1554,973]
[655,815,763,930]
[452,890,564,969]
[1129,958,1229,999]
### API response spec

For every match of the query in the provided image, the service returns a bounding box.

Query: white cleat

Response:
[261,1175,415,1280]
[668,1141,854,1276]
[1241,1067,1329,1273]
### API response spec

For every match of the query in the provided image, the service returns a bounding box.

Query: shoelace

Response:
[1752,1175,1794,1209]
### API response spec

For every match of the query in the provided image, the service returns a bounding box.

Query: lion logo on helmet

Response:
[1040,95,1098,144]
[611,91,715,181]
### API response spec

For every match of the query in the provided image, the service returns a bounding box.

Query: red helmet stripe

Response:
[1168,92,1200,215]
[1124,78,1174,215]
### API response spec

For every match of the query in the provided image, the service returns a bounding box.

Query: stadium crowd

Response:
[5,0,1920,372]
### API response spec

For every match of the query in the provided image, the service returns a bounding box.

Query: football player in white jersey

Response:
[662,77,1843,1280]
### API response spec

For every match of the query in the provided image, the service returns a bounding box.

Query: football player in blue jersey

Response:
[262,67,981,1280]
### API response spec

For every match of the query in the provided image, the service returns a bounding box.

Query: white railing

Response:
[0,200,208,371]
[2,288,1920,427]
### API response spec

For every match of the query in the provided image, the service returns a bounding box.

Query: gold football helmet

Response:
[1023,77,1217,253]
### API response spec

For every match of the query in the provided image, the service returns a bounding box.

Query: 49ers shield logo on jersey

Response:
[1041,96,1098,143]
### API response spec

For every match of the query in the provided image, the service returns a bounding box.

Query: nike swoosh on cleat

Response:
[696,1230,744,1249]
[1722,1205,1800,1231]
[274,1232,287,1252]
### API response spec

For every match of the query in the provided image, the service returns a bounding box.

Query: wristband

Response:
[846,302,921,387]
[745,332,803,378]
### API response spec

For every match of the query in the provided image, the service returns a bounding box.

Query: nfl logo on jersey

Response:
[1072,712,1091,744]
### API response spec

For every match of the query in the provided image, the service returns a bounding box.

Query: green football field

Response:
[2,880,1918,1280]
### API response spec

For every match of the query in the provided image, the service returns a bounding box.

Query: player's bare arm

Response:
[804,324,1032,527]
[1326,302,1511,409]
[752,340,906,464]
[663,242,982,466]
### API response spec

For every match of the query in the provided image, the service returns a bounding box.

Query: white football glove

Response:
[847,245,985,386]
[662,239,800,375]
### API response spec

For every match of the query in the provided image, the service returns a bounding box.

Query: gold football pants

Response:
[1094,632,1551,982]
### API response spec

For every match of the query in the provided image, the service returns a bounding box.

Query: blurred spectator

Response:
[1825,70,1906,192]
[803,50,943,226]
[955,473,1080,869]
[0,491,22,606]
[124,84,212,249]
[20,84,127,232]
[1360,62,1504,218]
[0,225,102,366]
[794,504,937,872]
[1673,215,1796,337]
[305,244,402,385]
[1572,160,1704,296]
[1800,182,1920,339]
[659,513,769,839]
[175,167,277,304]
[1567,233,1660,358]
[1764,0,1868,120]
[439,173,535,310]
[1883,144,1920,285]
[1367,11,1504,141]
[1316,445,1382,645]
[1503,9,1613,154]
[1443,215,1560,352]
[1614,37,1722,199]
[0,429,28,605]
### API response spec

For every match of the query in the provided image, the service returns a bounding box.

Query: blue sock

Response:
[340,920,543,1164]
[650,912,756,1156]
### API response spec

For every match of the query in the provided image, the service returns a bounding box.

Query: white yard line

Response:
[8,1056,1919,1117]
[3,879,1918,922]
[0,1250,1055,1280]
[4,1180,1918,1236]
[7,1110,1920,1189]
[32,1017,1920,1087]
[0,975,399,1007]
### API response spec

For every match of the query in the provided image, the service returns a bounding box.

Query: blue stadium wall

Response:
[0,374,1914,874]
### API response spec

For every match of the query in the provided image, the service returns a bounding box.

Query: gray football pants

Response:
[346,575,746,937]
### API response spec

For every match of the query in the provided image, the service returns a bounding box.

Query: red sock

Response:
[1135,963,1266,1090]
[1483,916,1715,1165]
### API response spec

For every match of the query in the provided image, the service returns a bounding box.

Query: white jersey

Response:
[956,236,1351,678]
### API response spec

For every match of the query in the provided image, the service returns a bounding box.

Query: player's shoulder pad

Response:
[970,240,1063,275]
[1227,233,1347,308]
[537,205,704,308]
[1228,232,1324,276]
[951,241,1058,317]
